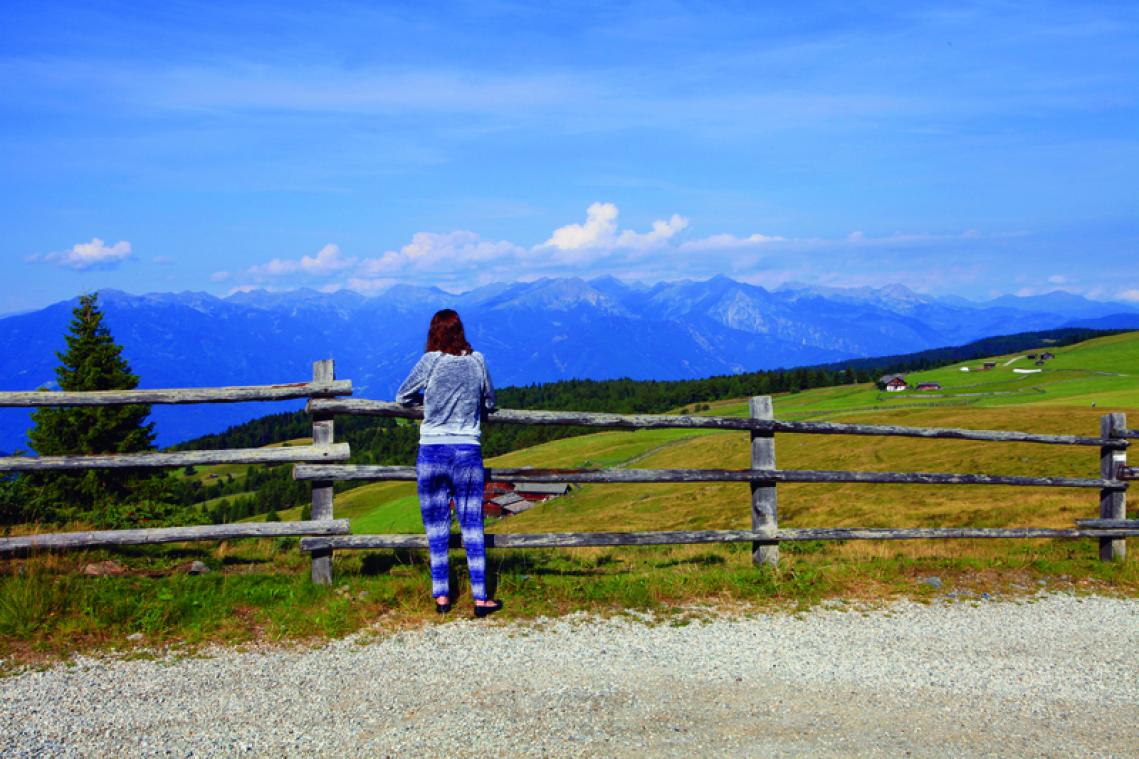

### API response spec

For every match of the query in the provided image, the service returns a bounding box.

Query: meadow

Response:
[2,331,1135,663]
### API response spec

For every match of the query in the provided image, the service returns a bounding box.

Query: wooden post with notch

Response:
[310,359,336,584]
[750,396,778,566]
[1100,412,1127,562]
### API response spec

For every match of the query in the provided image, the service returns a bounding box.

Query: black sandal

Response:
[474,600,503,618]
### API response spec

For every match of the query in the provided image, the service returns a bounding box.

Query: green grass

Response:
[4,531,1134,668]
[767,331,1139,419]
[173,438,312,485]
[342,490,424,533]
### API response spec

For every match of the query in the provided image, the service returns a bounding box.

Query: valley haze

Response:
[2,275,1136,453]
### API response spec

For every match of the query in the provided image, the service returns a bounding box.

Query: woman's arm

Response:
[478,353,496,412]
[395,353,438,405]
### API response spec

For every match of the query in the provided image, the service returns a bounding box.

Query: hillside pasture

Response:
[2,333,1134,662]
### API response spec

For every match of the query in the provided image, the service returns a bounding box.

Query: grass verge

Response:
[2,534,1135,671]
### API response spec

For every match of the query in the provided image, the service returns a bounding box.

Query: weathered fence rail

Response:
[294,463,1122,489]
[296,395,1131,583]
[1,520,350,554]
[2,362,352,555]
[300,525,1136,553]
[1,443,349,472]
[0,380,351,407]
[307,398,1128,448]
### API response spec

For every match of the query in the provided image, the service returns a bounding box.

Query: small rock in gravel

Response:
[920,576,943,589]
[187,561,210,575]
[126,633,144,642]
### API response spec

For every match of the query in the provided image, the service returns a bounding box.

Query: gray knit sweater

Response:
[395,351,496,445]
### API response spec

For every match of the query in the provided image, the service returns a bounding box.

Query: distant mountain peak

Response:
[0,275,1130,453]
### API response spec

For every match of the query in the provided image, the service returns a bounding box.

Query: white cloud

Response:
[541,202,688,252]
[300,244,354,274]
[1047,274,1067,284]
[31,238,133,270]
[210,271,231,282]
[246,243,355,279]
[357,231,525,278]
[1118,289,1139,302]
[544,202,619,250]
[219,205,1003,298]
[679,232,786,251]
[152,255,175,265]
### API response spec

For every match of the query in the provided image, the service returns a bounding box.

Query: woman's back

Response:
[396,350,495,445]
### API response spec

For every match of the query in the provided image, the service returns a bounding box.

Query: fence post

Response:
[750,396,778,566]
[310,359,336,585]
[1100,412,1127,562]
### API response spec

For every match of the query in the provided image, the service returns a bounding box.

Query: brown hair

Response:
[426,309,473,356]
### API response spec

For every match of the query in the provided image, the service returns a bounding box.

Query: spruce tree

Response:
[27,293,155,517]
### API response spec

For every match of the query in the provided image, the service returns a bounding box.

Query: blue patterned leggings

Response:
[416,444,488,601]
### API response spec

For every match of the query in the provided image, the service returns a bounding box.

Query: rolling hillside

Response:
[329,331,1137,555]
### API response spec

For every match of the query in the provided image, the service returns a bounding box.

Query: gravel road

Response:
[2,594,1136,757]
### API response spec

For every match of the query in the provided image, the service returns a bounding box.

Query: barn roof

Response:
[491,492,525,507]
[514,483,571,495]
[502,500,537,515]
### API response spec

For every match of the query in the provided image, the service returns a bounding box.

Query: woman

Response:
[396,309,501,617]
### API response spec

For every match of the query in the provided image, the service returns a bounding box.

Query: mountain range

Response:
[2,276,1137,451]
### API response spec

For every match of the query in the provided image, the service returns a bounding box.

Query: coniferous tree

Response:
[27,293,156,518]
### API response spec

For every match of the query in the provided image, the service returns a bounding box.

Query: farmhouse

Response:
[484,480,514,499]
[982,362,996,370]
[1041,351,1055,360]
[915,382,941,391]
[484,481,573,517]
[877,374,908,392]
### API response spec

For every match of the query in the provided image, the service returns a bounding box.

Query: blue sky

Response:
[3,0,1137,312]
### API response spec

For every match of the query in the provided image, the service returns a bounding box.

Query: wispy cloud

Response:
[27,238,133,270]
[229,202,997,295]
[844,229,980,245]
[245,244,355,279]
[680,232,786,251]
[357,231,525,278]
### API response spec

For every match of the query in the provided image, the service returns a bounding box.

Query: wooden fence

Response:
[293,392,1136,584]
[0,361,353,554]
[2,359,1136,588]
